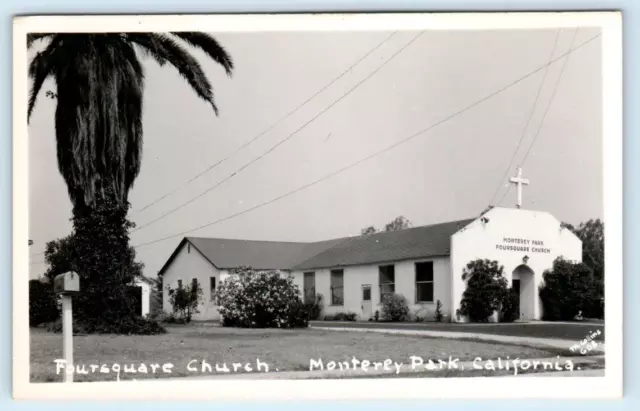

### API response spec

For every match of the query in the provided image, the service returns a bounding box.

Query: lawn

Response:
[30,324,564,383]
[311,321,606,342]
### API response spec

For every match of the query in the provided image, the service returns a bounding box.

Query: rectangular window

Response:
[330,269,344,306]
[415,262,434,302]
[379,265,395,302]
[192,278,198,290]
[303,272,316,304]
[177,279,183,289]
[210,277,216,301]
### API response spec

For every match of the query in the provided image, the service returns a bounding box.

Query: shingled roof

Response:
[158,218,474,274]
[291,219,474,270]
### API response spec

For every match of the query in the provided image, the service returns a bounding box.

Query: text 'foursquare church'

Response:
[159,168,582,322]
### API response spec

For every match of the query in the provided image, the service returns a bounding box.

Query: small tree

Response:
[360,226,378,236]
[381,293,410,322]
[384,216,412,232]
[459,259,509,322]
[167,281,203,323]
[539,257,599,321]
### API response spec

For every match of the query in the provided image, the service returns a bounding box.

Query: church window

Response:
[379,265,395,302]
[210,277,216,301]
[330,269,344,305]
[303,272,316,304]
[415,262,434,302]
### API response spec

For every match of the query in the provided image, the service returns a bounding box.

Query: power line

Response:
[497,28,580,207]
[131,31,425,233]
[487,29,561,207]
[132,32,600,250]
[132,32,398,214]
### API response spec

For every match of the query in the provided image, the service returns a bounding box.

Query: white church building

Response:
[159,171,582,322]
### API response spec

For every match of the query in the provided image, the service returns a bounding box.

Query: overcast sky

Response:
[28,28,603,279]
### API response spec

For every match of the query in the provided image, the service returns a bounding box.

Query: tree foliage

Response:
[360,226,378,236]
[360,215,413,236]
[43,194,164,334]
[539,257,602,321]
[458,259,511,322]
[562,219,604,282]
[166,281,203,323]
[28,33,233,209]
[29,279,59,326]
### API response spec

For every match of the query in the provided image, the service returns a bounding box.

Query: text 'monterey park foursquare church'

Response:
[158,168,582,322]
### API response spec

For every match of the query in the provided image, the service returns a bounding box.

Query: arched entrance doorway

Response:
[511,265,535,321]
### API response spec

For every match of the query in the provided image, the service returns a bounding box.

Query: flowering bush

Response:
[381,293,410,322]
[214,267,308,328]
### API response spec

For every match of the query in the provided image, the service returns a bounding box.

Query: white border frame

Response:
[12,12,622,400]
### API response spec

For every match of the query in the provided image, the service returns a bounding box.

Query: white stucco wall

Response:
[291,256,451,321]
[161,242,223,321]
[450,207,582,322]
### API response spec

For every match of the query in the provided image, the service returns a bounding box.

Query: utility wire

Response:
[132,32,600,250]
[497,28,580,207]
[487,29,561,207]
[132,32,398,214]
[131,31,424,233]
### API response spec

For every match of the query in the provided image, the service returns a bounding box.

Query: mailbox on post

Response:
[54,271,80,295]
[54,271,80,383]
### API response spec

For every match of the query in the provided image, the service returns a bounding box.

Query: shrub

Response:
[29,279,59,327]
[46,315,166,335]
[539,257,601,321]
[434,299,444,322]
[374,310,380,322]
[305,294,324,320]
[287,299,310,328]
[159,311,188,324]
[214,267,308,328]
[414,315,425,322]
[167,281,203,323]
[500,289,520,323]
[381,293,410,322]
[458,259,509,322]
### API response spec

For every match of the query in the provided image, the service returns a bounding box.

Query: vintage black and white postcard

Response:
[13,12,622,400]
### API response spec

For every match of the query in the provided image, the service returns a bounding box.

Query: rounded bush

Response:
[459,259,509,323]
[539,257,601,321]
[381,293,410,322]
[214,267,308,328]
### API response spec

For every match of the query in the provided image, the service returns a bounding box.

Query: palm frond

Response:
[126,33,219,114]
[28,36,61,121]
[27,33,54,48]
[170,32,233,76]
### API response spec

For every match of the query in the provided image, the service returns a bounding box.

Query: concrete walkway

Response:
[311,324,605,354]
[176,355,603,380]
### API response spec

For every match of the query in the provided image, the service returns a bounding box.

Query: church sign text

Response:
[495,237,551,254]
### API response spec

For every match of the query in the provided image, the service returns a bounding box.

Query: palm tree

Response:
[27,33,233,333]
[27,32,233,209]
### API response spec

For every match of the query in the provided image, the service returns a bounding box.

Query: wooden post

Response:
[62,295,73,383]
[55,272,79,383]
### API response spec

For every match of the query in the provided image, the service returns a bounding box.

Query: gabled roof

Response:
[291,219,474,270]
[158,218,474,275]
[158,236,346,274]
